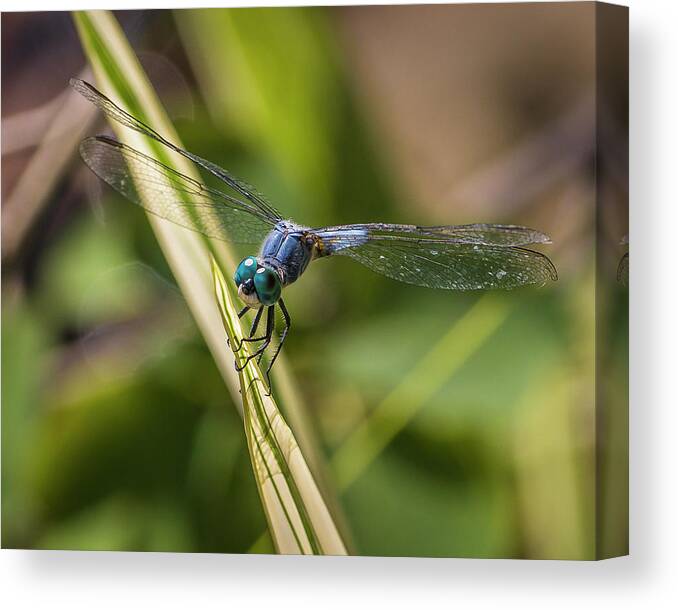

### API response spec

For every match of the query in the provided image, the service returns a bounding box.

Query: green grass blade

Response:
[72,10,242,406]
[73,9,346,555]
[331,295,510,490]
[212,258,346,555]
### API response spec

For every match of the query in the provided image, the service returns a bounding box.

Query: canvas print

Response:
[1,2,628,559]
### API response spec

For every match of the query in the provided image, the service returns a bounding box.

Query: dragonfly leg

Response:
[262,298,291,395]
[228,306,251,348]
[231,306,265,352]
[235,305,275,372]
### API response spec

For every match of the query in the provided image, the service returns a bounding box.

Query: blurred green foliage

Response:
[1,7,627,558]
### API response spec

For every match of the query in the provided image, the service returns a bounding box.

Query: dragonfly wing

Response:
[71,78,283,224]
[314,222,551,248]
[313,223,557,290]
[80,136,275,244]
[423,223,552,246]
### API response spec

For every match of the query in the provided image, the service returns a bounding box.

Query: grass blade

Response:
[72,10,242,403]
[331,295,510,490]
[212,258,346,555]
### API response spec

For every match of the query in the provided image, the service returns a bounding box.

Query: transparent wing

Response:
[421,223,551,246]
[314,222,551,248]
[80,136,275,243]
[71,78,283,224]
[314,223,557,290]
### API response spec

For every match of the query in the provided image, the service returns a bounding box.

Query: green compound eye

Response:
[234,256,258,287]
[254,267,281,305]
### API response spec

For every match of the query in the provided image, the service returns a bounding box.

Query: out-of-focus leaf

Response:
[1,301,51,547]
[342,436,515,557]
[39,214,153,326]
[176,7,340,221]
[331,294,510,490]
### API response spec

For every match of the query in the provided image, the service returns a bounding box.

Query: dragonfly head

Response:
[234,256,281,307]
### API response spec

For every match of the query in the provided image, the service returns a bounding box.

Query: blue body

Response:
[260,221,317,286]
[260,220,370,287]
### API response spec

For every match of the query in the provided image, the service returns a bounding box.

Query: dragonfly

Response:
[71,78,557,389]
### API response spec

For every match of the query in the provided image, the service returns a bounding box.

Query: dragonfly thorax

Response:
[234,256,282,307]
[259,222,317,287]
